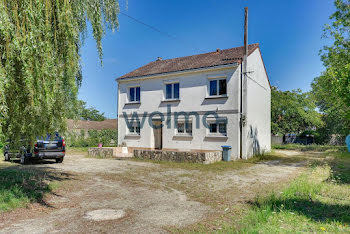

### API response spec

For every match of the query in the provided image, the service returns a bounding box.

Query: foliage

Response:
[66,129,117,147]
[0,0,119,147]
[221,152,350,233]
[319,0,350,120]
[311,74,350,143]
[67,100,106,121]
[271,86,323,136]
[309,0,350,143]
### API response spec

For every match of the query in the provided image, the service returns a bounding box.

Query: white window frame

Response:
[175,119,192,136]
[163,81,180,100]
[207,75,227,98]
[128,86,141,103]
[206,118,227,136]
[127,120,141,136]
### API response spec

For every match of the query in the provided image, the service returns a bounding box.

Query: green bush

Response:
[65,129,117,147]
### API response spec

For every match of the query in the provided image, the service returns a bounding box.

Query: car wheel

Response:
[4,153,10,161]
[56,158,64,163]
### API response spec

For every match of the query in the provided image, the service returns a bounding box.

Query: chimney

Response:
[216,48,220,53]
[156,57,162,61]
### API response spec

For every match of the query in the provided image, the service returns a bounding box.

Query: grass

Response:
[0,156,69,212]
[272,143,347,152]
[131,152,296,172]
[66,146,89,155]
[218,151,350,233]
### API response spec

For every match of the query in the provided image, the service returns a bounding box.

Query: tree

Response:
[68,100,106,121]
[0,1,119,145]
[271,86,323,136]
[309,0,350,143]
[320,0,350,111]
[311,74,350,143]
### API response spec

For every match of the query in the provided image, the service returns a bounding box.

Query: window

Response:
[165,83,179,100]
[129,87,140,102]
[176,121,192,135]
[208,121,227,136]
[209,79,226,96]
[128,121,140,135]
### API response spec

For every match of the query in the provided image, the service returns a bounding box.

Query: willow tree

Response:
[0,0,119,144]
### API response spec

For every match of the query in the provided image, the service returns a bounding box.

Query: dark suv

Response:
[3,133,65,164]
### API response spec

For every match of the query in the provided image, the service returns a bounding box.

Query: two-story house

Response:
[117,43,271,160]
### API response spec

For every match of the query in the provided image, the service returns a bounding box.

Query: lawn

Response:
[0,157,67,212]
[217,151,350,233]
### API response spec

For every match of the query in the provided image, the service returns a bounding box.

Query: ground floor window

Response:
[176,121,192,135]
[128,120,140,135]
[208,119,227,136]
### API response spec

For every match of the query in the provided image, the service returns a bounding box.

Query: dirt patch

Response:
[84,209,126,221]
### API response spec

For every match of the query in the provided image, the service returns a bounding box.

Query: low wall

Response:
[133,149,222,164]
[88,147,131,158]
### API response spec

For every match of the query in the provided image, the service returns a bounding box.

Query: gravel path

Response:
[0,152,305,233]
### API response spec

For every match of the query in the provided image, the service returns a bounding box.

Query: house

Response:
[67,119,118,133]
[117,43,271,160]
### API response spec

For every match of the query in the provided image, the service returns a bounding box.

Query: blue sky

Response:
[79,0,336,118]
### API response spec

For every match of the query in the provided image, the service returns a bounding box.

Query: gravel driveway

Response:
[0,152,305,233]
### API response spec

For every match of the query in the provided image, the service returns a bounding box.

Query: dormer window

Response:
[129,86,140,103]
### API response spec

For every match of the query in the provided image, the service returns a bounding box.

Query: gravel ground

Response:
[0,152,305,233]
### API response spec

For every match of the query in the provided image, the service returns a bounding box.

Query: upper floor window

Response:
[129,87,140,102]
[165,82,179,100]
[209,79,227,96]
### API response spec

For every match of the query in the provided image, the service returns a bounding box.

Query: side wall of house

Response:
[244,49,271,158]
[117,66,241,159]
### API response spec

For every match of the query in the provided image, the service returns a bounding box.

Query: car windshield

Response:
[37,133,62,141]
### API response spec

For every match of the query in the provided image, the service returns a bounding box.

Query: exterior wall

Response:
[243,49,271,158]
[117,49,271,160]
[118,65,241,160]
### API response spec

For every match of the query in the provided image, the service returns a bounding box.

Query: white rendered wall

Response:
[243,49,271,158]
[118,66,241,159]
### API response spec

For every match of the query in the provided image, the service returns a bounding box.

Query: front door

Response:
[153,120,162,149]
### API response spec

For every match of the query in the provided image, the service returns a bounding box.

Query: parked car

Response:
[3,133,65,164]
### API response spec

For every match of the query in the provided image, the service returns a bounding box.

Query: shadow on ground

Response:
[0,161,73,210]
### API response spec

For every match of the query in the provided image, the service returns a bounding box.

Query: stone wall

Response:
[88,147,131,158]
[133,149,222,164]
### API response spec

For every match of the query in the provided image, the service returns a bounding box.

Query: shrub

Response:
[65,129,117,147]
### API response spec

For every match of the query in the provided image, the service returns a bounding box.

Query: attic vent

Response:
[156,57,163,61]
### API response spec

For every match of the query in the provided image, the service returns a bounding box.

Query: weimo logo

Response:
[122,105,226,129]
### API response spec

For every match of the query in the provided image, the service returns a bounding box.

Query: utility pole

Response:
[240,7,248,159]
[244,7,248,75]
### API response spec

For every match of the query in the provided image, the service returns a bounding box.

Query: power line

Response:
[120,11,206,53]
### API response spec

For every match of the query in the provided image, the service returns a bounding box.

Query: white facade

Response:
[117,48,271,159]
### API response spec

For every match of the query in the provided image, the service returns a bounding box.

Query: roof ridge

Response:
[149,43,259,64]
